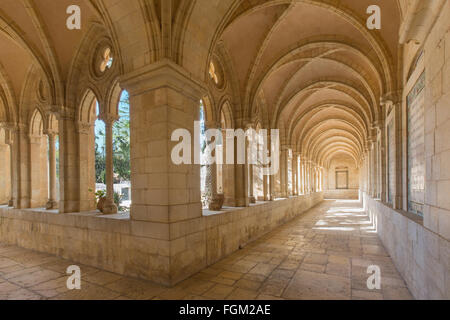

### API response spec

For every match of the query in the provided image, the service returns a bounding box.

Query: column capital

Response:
[75,121,93,134]
[380,90,402,106]
[43,130,58,138]
[281,144,291,151]
[98,113,119,126]
[28,135,42,145]
[120,59,207,102]
[57,106,75,121]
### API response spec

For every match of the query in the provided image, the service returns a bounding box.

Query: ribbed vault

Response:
[212,0,401,170]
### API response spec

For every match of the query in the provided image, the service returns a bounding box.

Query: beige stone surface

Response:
[0,200,414,300]
[0,0,448,301]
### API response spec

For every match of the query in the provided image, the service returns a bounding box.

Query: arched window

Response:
[287,149,293,195]
[29,109,49,208]
[95,102,106,191]
[112,91,131,211]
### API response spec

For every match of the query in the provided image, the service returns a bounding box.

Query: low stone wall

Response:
[205,193,324,265]
[0,192,323,286]
[324,189,359,200]
[362,193,449,299]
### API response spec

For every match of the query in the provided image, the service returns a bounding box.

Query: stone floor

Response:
[0,200,413,300]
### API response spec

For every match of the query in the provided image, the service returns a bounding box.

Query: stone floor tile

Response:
[29,276,71,298]
[299,263,326,273]
[234,278,263,291]
[226,288,259,300]
[203,284,234,299]
[83,270,123,286]
[51,282,121,300]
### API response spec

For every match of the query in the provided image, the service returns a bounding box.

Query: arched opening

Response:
[254,123,264,201]
[287,148,293,196]
[0,128,11,205]
[77,89,100,212]
[95,101,106,201]
[46,113,59,209]
[112,90,131,211]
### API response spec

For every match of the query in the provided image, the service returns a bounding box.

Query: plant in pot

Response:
[95,189,106,212]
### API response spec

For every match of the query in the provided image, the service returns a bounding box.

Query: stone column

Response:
[0,138,11,205]
[16,124,31,208]
[100,115,118,214]
[300,155,305,195]
[204,120,223,210]
[263,171,269,201]
[307,160,311,194]
[292,152,298,195]
[267,130,275,201]
[280,146,289,198]
[248,163,255,203]
[46,132,58,209]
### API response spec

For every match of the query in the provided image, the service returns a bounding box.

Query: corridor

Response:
[0,200,412,300]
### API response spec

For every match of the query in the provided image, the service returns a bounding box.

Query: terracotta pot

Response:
[97,197,106,212]
[209,193,224,211]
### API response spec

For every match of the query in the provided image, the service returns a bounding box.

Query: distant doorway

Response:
[335,168,349,190]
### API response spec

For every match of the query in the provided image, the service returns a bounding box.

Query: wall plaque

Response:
[407,71,425,216]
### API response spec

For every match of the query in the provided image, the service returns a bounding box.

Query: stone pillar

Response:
[121,60,207,285]
[14,124,32,208]
[248,163,255,203]
[263,170,269,201]
[4,128,14,207]
[57,107,95,213]
[292,152,298,195]
[204,120,223,210]
[0,137,11,205]
[46,133,58,209]
[101,115,118,214]
[300,156,305,195]
[280,146,289,198]
[267,130,275,201]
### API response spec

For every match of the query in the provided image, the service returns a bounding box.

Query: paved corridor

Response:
[0,200,413,300]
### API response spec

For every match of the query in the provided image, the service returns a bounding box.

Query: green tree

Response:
[95,129,106,184]
[112,95,130,182]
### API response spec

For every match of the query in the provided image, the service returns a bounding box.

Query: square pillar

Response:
[121,60,207,285]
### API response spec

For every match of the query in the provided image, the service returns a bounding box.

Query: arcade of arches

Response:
[0,0,449,299]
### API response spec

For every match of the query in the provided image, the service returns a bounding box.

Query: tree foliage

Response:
[95,92,130,184]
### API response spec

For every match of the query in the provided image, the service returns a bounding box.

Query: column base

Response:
[46,200,59,210]
[8,200,13,207]
[249,196,256,204]
[102,199,118,215]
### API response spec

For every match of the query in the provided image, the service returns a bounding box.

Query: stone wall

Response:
[363,192,449,299]
[324,189,359,200]
[421,0,450,241]
[0,192,323,286]
[205,192,324,265]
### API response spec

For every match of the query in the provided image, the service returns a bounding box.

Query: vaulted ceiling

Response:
[0,0,406,168]
[0,0,103,123]
[216,0,403,167]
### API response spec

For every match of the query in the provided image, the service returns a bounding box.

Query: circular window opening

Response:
[99,47,114,73]
[209,62,219,85]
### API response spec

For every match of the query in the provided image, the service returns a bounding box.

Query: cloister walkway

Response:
[0,200,413,300]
